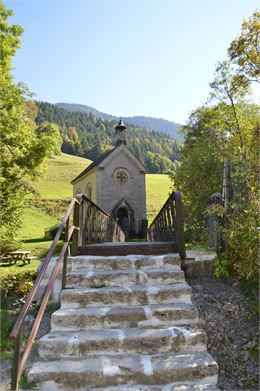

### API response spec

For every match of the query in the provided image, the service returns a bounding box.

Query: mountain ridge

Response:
[55,102,182,140]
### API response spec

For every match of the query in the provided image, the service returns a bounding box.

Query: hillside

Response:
[11,153,172,274]
[36,101,181,175]
[23,153,172,239]
[56,102,182,140]
[27,153,92,199]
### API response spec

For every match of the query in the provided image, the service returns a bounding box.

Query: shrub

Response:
[224,197,259,285]
[0,269,37,297]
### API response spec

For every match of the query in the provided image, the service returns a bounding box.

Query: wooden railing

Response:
[10,194,125,391]
[147,191,186,260]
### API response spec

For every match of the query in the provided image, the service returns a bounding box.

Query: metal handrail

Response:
[10,194,125,390]
[147,191,186,260]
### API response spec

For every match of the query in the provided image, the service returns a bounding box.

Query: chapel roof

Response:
[71,147,116,184]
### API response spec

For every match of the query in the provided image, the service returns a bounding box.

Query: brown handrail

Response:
[10,197,78,341]
[10,194,125,390]
[147,191,186,260]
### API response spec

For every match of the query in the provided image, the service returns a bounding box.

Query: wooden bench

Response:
[0,256,15,265]
[26,256,37,264]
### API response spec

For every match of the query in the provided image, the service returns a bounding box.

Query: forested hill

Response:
[55,102,182,141]
[36,101,181,174]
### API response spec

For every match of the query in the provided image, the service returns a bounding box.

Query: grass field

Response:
[27,153,92,199]
[9,153,173,267]
[24,152,172,226]
[146,174,172,223]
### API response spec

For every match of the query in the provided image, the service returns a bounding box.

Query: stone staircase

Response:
[28,254,219,390]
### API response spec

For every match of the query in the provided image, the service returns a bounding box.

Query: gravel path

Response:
[1,278,258,390]
[189,277,259,390]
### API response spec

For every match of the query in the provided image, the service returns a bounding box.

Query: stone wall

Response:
[96,148,146,234]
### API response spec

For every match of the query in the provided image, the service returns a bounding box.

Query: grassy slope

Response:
[15,153,172,261]
[28,153,92,199]
[26,152,172,220]
[146,174,172,224]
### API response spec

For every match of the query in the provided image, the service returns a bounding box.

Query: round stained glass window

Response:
[116,171,128,183]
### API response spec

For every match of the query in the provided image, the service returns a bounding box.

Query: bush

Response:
[224,197,259,285]
[214,197,259,286]
[0,226,21,256]
[0,269,37,297]
[0,309,15,360]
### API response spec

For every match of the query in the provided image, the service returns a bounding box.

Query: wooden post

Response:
[11,326,23,391]
[173,192,186,260]
[166,205,172,241]
[71,198,80,256]
[222,158,231,212]
[61,217,70,290]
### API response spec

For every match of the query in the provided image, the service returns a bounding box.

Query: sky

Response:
[5,0,259,124]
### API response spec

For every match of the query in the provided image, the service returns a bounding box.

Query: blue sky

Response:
[5,0,259,123]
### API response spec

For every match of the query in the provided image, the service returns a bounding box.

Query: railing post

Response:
[174,191,186,260]
[11,326,22,391]
[71,196,81,256]
[62,217,70,290]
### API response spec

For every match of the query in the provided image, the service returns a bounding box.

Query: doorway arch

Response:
[112,199,135,238]
[117,207,129,237]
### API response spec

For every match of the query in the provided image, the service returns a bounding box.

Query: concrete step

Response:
[37,378,219,391]
[28,352,218,389]
[66,268,185,288]
[60,283,192,308]
[39,326,206,358]
[51,303,198,331]
[68,254,181,272]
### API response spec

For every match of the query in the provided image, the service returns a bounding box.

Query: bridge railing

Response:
[147,191,186,260]
[9,194,125,391]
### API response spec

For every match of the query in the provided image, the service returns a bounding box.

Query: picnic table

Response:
[0,251,36,266]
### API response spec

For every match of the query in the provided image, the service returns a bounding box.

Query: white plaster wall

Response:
[73,170,97,203]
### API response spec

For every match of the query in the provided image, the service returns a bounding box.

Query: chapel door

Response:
[117,207,130,238]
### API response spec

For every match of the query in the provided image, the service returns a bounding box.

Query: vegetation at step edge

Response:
[0,1,62,255]
[171,10,259,287]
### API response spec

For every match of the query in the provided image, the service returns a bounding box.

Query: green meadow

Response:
[27,153,92,199]
[9,153,173,266]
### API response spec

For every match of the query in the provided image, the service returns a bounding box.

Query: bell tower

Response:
[115,119,127,147]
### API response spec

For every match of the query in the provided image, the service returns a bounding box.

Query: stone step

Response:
[51,303,198,331]
[28,352,218,389]
[66,268,185,288]
[84,380,219,391]
[77,242,177,256]
[68,254,181,272]
[39,326,206,359]
[60,283,192,308]
[37,378,219,391]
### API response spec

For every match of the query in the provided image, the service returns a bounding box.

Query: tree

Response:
[0,1,61,253]
[228,10,260,83]
[171,10,259,285]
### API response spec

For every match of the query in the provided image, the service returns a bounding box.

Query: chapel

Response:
[71,120,147,238]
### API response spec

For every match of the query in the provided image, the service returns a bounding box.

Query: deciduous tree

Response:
[0,1,61,252]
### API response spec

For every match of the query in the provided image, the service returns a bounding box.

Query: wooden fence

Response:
[147,191,186,260]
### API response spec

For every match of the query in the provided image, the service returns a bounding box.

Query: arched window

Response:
[86,183,92,200]
[76,188,82,195]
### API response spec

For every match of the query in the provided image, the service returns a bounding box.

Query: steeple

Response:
[115,119,127,147]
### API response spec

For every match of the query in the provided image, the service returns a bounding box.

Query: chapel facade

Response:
[71,120,147,238]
